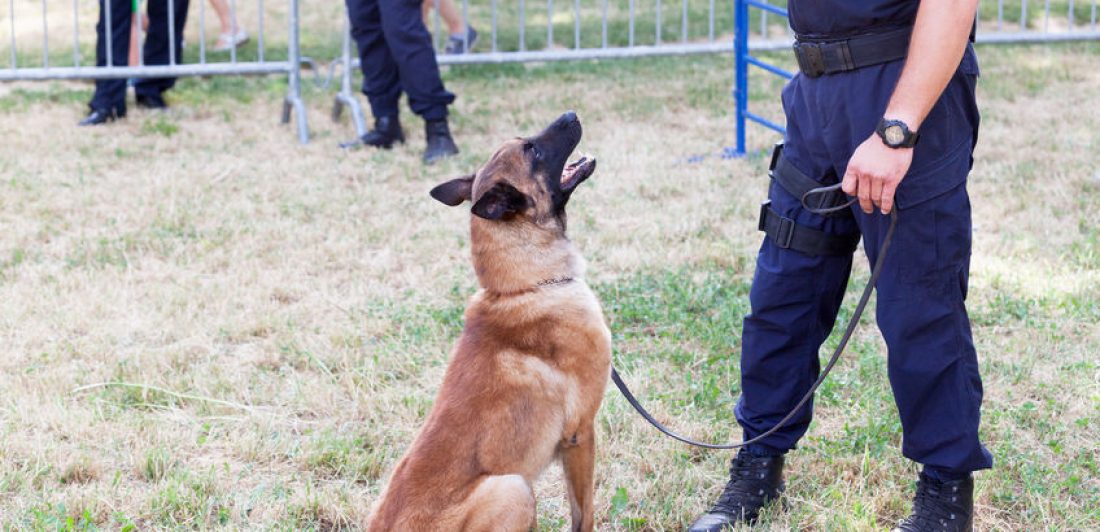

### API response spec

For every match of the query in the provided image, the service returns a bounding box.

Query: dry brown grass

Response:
[0,30,1097,531]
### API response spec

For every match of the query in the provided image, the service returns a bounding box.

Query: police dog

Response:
[366,112,611,532]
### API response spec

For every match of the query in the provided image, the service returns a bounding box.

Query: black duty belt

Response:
[793,27,911,78]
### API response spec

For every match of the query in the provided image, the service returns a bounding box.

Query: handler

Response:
[688,1,991,531]
[340,0,459,164]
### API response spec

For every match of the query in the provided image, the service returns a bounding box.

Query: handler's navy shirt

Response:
[787,0,918,38]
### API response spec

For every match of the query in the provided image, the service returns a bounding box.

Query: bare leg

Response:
[561,429,596,532]
[437,0,466,36]
[208,0,235,34]
[208,0,248,50]
[128,12,140,66]
[421,0,432,26]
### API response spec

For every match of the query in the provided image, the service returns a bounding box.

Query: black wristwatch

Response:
[876,118,920,149]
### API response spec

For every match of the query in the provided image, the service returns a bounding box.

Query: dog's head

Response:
[430,112,596,230]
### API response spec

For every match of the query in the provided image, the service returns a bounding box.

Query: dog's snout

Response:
[555,111,579,129]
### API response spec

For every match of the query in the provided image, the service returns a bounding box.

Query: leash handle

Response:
[612,201,898,450]
[800,182,857,215]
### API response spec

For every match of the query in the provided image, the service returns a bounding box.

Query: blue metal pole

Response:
[733,0,749,156]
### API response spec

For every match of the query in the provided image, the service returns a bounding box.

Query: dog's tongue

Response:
[561,155,590,186]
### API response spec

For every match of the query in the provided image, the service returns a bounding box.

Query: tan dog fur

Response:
[367,115,611,532]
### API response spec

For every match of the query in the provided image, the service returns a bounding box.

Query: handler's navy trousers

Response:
[345,0,455,121]
[734,45,994,478]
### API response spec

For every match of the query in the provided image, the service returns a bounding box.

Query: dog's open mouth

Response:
[561,154,596,190]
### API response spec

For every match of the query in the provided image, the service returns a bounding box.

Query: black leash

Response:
[611,184,898,449]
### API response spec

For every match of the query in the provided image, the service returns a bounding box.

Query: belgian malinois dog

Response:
[366,112,610,532]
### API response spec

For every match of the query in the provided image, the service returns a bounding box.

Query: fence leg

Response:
[283,0,310,144]
[730,0,748,157]
[333,17,367,138]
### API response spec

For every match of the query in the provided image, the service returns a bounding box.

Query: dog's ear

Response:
[471,182,530,220]
[430,174,475,206]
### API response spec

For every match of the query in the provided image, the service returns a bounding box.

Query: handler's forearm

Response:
[884,0,977,130]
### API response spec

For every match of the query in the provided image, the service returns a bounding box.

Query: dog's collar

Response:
[486,277,576,297]
[536,276,574,287]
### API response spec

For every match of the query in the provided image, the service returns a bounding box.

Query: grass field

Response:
[0,25,1098,531]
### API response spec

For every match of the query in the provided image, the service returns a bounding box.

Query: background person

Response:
[81,0,190,125]
[687,0,990,530]
[209,0,249,52]
[340,0,459,164]
[421,0,478,55]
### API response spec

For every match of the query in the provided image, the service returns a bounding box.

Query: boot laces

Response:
[709,454,775,515]
[900,478,965,530]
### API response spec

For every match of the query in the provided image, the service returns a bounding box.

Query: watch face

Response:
[884,124,906,145]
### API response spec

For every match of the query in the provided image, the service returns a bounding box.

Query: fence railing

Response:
[1,0,308,143]
[3,1,1097,146]
[729,0,1100,156]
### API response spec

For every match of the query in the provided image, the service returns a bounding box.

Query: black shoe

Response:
[687,449,785,531]
[893,473,974,532]
[423,119,458,164]
[135,93,168,109]
[78,108,123,126]
[339,115,405,150]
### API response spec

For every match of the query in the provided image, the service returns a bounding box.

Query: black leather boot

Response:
[687,449,785,531]
[135,93,169,109]
[893,473,974,532]
[422,118,459,164]
[78,107,123,126]
[339,115,405,149]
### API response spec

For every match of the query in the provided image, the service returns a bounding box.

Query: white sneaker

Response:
[213,29,249,52]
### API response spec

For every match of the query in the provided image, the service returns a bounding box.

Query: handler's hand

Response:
[841,134,914,214]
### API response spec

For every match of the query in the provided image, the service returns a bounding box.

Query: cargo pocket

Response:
[898,182,972,285]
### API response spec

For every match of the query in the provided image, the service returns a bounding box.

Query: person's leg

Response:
[734,75,860,453]
[689,78,860,532]
[437,0,467,36]
[336,0,409,149]
[376,0,455,121]
[128,6,141,67]
[347,0,402,121]
[209,0,248,50]
[421,0,432,27]
[208,0,234,35]
[860,180,991,478]
[87,0,132,116]
[378,0,458,161]
[823,57,990,480]
[854,171,987,532]
[438,0,477,54]
[734,183,856,452]
[838,65,988,532]
[134,0,190,101]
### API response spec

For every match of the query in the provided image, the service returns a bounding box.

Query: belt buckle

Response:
[775,216,795,249]
[794,42,825,78]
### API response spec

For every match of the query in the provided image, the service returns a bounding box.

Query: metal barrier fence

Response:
[1,0,308,143]
[331,0,744,134]
[732,0,1100,156]
[3,1,1097,146]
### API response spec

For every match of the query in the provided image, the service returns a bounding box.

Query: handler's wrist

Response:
[876,117,920,149]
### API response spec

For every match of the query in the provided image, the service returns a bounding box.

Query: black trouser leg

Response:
[376,0,454,120]
[134,0,190,98]
[345,0,402,119]
[89,0,132,113]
